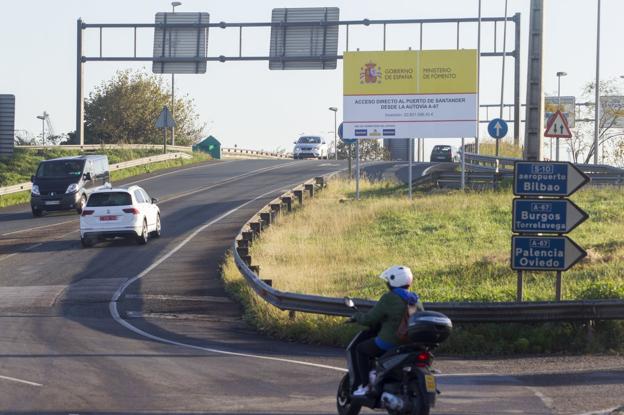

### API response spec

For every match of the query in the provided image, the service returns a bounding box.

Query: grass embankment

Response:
[477,140,523,158]
[0,148,211,208]
[223,180,624,354]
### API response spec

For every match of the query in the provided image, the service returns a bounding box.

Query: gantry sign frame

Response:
[75,13,521,146]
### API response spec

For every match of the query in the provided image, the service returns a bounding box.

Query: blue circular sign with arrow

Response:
[338,123,357,145]
[487,118,508,140]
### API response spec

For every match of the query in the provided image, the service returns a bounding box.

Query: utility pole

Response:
[523,0,545,161]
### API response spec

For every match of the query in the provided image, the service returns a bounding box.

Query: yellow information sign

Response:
[343,49,479,139]
[344,50,477,95]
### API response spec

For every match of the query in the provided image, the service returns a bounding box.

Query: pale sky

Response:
[1,0,623,155]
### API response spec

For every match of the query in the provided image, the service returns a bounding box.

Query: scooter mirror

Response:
[344,297,355,308]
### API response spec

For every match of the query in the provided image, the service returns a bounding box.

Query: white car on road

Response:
[293,136,329,159]
[79,185,161,247]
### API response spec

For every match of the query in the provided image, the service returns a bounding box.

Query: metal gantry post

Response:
[408,138,413,199]
[513,13,521,147]
[76,19,85,147]
[523,0,545,161]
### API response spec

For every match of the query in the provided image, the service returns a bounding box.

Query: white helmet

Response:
[379,265,413,288]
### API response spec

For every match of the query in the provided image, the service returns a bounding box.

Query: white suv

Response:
[79,185,161,247]
[293,136,328,159]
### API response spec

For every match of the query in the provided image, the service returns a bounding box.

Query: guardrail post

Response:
[260,212,272,226]
[242,231,254,243]
[250,265,260,276]
[250,221,262,235]
[294,190,304,205]
[270,203,281,217]
[315,176,326,188]
[288,310,296,320]
[304,183,314,197]
[242,255,252,266]
[237,247,249,257]
[237,239,249,248]
[281,196,293,212]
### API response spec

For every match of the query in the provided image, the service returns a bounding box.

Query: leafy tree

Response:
[68,70,204,146]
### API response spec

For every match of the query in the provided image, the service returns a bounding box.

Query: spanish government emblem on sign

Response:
[360,62,382,84]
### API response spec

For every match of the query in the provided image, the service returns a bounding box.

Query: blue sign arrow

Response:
[514,162,590,197]
[512,198,589,234]
[487,118,508,140]
[338,123,357,145]
[511,236,587,271]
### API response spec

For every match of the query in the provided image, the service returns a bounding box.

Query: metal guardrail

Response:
[221,147,291,159]
[232,175,624,322]
[0,152,190,196]
[15,144,194,153]
[14,144,292,159]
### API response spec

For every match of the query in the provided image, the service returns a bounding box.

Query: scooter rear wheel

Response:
[336,374,362,415]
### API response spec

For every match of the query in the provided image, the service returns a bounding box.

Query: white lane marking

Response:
[526,386,554,411]
[0,160,252,237]
[1,161,295,260]
[1,219,76,237]
[0,228,78,264]
[577,406,623,415]
[0,374,42,387]
[110,174,350,373]
[123,160,236,186]
[155,161,299,204]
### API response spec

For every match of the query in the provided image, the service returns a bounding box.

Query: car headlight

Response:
[66,183,79,193]
[294,147,301,153]
[31,184,40,196]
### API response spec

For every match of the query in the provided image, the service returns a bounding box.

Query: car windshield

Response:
[36,160,85,178]
[433,146,452,153]
[87,192,132,207]
[297,136,321,144]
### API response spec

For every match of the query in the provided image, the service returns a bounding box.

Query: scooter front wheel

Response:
[336,374,362,415]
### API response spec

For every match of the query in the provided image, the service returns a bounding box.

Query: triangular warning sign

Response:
[544,110,572,138]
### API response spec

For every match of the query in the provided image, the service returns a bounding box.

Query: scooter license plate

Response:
[425,374,436,393]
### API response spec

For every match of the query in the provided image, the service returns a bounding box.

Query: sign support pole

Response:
[408,138,413,199]
[348,144,352,179]
[555,271,563,301]
[163,128,167,154]
[461,137,466,191]
[355,140,360,200]
[516,271,524,302]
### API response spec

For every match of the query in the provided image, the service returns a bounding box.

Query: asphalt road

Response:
[0,159,621,414]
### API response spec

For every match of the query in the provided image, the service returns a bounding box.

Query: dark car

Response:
[430,145,459,163]
[30,155,110,217]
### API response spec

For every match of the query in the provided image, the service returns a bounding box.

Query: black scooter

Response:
[337,297,452,415]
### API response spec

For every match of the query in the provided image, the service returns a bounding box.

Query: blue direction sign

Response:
[338,123,357,145]
[487,118,508,140]
[514,162,590,197]
[512,198,588,234]
[511,236,587,271]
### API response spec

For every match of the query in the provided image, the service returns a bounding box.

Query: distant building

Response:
[192,136,221,159]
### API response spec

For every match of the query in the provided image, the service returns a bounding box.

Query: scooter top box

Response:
[407,311,453,344]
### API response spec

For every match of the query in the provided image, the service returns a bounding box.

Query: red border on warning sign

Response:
[544,110,573,138]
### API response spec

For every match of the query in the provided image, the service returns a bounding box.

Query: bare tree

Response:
[573,79,624,165]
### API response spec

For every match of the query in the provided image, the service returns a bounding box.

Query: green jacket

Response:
[353,291,408,346]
